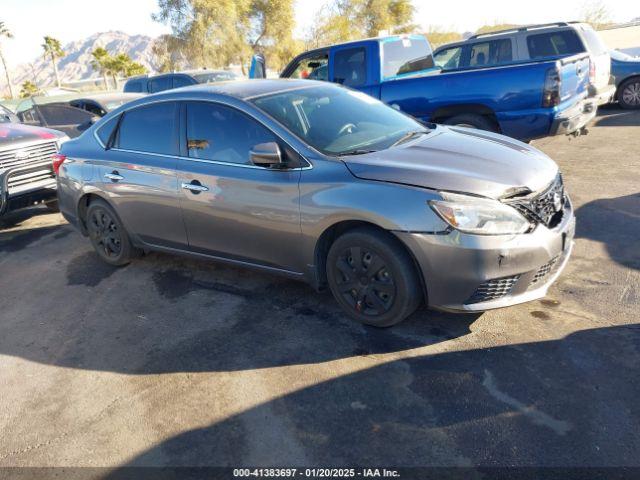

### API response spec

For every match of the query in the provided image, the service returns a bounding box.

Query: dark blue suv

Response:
[123,70,239,94]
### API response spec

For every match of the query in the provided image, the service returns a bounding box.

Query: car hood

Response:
[342,125,559,199]
[0,123,65,148]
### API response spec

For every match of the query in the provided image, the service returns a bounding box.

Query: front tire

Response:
[326,228,422,327]
[86,199,137,266]
[618,77,640,109]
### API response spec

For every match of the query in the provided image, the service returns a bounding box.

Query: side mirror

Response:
[250,142,283,167]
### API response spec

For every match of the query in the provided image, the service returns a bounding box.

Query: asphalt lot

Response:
[0,107,639,472]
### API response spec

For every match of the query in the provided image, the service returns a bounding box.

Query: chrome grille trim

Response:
[0,141,58,170]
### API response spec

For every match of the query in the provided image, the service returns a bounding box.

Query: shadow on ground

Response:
[593,105,640,127]
[0,220,478,374]
[575,193,640,271]
[101,324,640,470]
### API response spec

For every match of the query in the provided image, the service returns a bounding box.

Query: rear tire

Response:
[443,114,498,132]
[326,228,422,327]
[618,77,640,110]
[86,199,137,266]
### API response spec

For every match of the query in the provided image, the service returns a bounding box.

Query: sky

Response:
[0,0,635,68]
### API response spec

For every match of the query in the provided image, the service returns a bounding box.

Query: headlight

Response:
[429,192,530,235]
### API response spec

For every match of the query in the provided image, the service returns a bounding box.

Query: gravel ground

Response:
[0,107,638,474]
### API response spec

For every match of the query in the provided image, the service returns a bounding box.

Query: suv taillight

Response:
[542,67,561,108]
[52,154,66,175]
[589,59,596,84]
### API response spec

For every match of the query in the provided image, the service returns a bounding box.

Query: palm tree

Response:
[0,21,15,99]
[91,47,111,90]
[19,80,39,98]
[41,36,65,88]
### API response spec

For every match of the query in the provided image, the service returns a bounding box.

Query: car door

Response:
[176,101,303,272]
[101,101,188,249]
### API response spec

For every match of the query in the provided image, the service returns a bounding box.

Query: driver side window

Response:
[288,53,329,81]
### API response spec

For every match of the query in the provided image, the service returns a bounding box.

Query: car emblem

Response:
[14,150,29,161]
[552,191,563,212]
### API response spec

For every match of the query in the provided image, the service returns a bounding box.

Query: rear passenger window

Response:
[116,102,178,155]
[527,31,584,59]
[468,39,513,67]
[185,102,277,165]
[149,76,173,93]
[333,48,367,87]
[97,115,120,147]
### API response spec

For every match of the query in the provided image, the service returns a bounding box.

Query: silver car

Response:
[56,80,575,327]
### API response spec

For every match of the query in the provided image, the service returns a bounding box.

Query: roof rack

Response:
[467,21,582,40]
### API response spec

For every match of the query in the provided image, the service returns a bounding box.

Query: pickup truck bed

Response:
[265,35,595,142]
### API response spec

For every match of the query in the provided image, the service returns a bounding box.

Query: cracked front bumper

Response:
[395,200,576,313]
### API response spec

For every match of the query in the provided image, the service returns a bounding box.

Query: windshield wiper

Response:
[339,149,378,156]
[391,130,429,147]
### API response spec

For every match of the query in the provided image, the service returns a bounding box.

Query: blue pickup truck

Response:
[251,34,595,142]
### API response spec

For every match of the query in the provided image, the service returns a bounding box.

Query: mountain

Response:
[7,31,158,93]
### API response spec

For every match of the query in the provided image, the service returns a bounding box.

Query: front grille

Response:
[465,275,521,304]
[0,141,57,192]
[530,255,560,286]
[509,174,566,228]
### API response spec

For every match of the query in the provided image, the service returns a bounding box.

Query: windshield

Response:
[382,36,435,79]
[192,71,238,83]
[252,85,428,155]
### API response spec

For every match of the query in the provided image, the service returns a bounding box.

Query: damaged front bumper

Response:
[394,199,575,312]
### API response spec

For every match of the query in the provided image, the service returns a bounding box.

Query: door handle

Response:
[181,181,209,193]
[104,171,124,182]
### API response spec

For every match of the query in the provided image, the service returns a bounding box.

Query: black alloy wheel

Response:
[326,228,422,327]
[86,199,137,266]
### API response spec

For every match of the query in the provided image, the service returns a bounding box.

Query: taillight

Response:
[52,154,66,175]
[589,59,596,84]
[542,67,561,108]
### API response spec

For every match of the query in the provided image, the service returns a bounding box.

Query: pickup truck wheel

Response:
[86,199,137,266]
[326,228,422,327]
[618,78,640,109]
[443,114,498,132]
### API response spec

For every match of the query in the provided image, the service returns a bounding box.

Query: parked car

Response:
[0,104,19,124]
[434,22,616,106]
[15,97,95,138]
[57,80,575,326]
[1,122,68,218]
[252,34,595,142]
[123,69,240,94]
[610,49,640,109]
[69,93,144,117]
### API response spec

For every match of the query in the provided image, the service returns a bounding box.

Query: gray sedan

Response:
[56,80,575,326]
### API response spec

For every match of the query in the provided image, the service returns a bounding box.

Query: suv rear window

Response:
[527,30,584,59]
[382,37,434,78]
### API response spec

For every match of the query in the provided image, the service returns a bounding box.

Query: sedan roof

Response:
[161,79,323,100]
